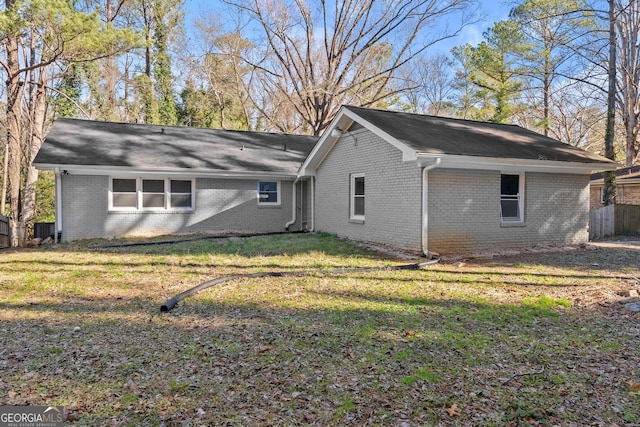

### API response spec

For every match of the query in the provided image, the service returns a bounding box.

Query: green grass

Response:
[1,233,639,426]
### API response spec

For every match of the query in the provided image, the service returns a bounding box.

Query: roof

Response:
[591,165,640,182]
[300,106,618,175]
[34,118,318,176]
[346,106,614,163]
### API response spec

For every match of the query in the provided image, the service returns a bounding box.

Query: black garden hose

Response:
[96,231,302,249]
[160,259,439,312]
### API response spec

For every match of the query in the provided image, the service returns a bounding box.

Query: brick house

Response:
[35,106,617,255]
[589,165,640,209]
[299,106,617,255]
[33,119,318,242]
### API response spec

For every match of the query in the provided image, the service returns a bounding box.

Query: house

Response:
[589,165,640,209]
[34,106,618,255]
[298,106,617,255]
[33,118,318,242]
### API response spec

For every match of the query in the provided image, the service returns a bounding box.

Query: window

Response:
[170,180,193,208]
[500,173,524,222]
[142,179,165,208]
[112,178,137,208]
[110,178,194,211]
[350,174,365,221]
[258,181,280,205]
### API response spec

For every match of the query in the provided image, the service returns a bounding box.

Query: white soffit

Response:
[417,153,619,174]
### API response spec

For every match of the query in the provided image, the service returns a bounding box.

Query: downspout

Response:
[421,158,441,257]
[310,176,315,232]
[285,177,300,230]
[54,168,62,243]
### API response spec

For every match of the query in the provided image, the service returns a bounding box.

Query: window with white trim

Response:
[112,178,137,209]
[109,178,194,211]
[258,181,280,205]
[171,180,193,208]
[500,173,524,222]
[350,173,365,221]
[142,179,165,209]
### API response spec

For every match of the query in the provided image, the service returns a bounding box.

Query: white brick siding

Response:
[314,129,590,255]
[60,175,298,241]
[314,129,423,252]
[427,169,590,254]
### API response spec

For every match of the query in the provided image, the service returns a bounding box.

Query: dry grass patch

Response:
[1,234,639,426]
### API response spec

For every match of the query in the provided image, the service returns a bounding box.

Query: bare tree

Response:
[510,0,589,136]
[225,0,478,135]
[0,0,136,245]
[180,16,254,129]
[400,53,457,116]
[603,0,617,205]
[615,0,640,166]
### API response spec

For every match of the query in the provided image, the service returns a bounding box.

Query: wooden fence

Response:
[590,204,640,240]
[0,215,8,248]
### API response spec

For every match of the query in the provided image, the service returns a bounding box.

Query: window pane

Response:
[171,194,192,208]
[143,193,165,208]
[258,181,278,203]
[259,182,277,192]
[113,179,136,193]
[171,180,191,193]
[113,193,137,208]
[260,192,278,203]
[501,199,519,219]
[143,179,164,192]
[354,176,365,196]
[501,174,519,195]
[354,196,365,216]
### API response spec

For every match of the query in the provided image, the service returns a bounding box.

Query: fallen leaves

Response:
[1,235,639,425]
[628,380,640,396]
[445,403,462,417]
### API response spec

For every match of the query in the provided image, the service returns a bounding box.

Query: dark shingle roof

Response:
[346,106,614,164]
[34,118,318,174]
[591,164,640,181]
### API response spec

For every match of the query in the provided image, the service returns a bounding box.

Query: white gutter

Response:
[421,158,442,257]
[54,168,62,243]
[285,177,300,230]
[33,164,298,181]
[415,153,618,174]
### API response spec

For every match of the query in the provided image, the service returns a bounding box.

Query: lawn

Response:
[1,233,639,426]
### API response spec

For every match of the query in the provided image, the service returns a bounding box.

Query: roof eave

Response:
[416,153,620,174]
[298,106,416,177]
[34,163,299,180]
[591,177,640,185]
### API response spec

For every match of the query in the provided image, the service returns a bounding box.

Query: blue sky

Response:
[182,0,511,53]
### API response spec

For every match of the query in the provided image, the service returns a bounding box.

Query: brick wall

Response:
[60,175,297,241]
[314,129,423,252]
[428,169,590,254]
[590,182,640,209]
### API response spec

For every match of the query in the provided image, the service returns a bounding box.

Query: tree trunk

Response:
[104,0,117,120]
[4,7,25,246]
[603,0,617,206]
[22,66,49,226]
[1,142,8,216]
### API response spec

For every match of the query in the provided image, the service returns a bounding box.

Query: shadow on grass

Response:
[76,232,382,258]
[1,289,638,426]
[2,234,639,424]
[473,246,640,270]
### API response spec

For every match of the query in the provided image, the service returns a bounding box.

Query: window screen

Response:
[170,180,192,208]
[350,174,365,220]
[112,179,137,208]
[142,179,165,208]
[258,181,278,204]
[500,174,521,221]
